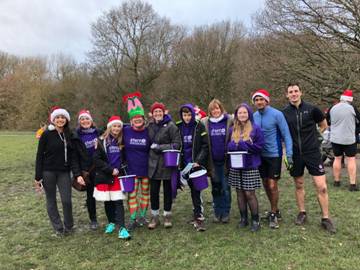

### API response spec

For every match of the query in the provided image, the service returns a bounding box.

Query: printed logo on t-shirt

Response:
[211,128,226,136]
[108,146,120,153]
[183,135,192,143]
[130,138,147,146]
[84,138,97,149]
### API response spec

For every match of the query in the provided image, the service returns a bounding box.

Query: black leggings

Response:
[104,200,125,227]
[236,189,259,221]
[150,179,172,212]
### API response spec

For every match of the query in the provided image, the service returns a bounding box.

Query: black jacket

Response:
[93,137,125,185]
[148,115,181,180]
[283,100,324,155]
[176,120,209,170]
[71,128,102,177]
[35,129,73,180]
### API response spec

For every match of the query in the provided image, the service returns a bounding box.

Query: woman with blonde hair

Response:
[227,103,264,232]
[93,116,130,239]
[202,99,233,223]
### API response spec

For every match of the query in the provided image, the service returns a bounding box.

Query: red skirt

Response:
[93,176,127,201]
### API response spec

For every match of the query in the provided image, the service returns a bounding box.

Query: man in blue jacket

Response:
[253,89,293,229]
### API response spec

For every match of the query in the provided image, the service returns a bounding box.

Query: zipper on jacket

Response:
[191,121,198,163]
[296,109,302,155]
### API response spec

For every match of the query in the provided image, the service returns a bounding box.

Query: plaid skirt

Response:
[228,168,261,190]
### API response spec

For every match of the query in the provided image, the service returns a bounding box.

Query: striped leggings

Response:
[128,177,150,220]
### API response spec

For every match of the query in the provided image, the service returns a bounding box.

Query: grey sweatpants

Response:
[42,171,73,232]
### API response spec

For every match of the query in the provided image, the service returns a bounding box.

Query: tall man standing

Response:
[282,82,336,233]
[328,89,360,191]
[252,89,293,229]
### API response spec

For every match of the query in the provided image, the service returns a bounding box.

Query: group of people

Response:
[35,82,358,240]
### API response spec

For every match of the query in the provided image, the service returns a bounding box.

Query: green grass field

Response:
[1,132,360,270]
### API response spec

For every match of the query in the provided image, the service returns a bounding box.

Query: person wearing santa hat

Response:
[93,115,131,240]
[147,102,181,229]
[71,109,101,230]
[252,89,293,229]
[122,92,151,231]
[327,89,360,191]
[34,107,74,236]
[283,82,336,233]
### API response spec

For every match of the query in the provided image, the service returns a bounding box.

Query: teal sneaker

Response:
[104,223,115,234]
[118,227,131,240]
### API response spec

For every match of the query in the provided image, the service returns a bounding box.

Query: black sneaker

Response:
[333,181,341,187]
[250,220,260,232]
[127,219,138,231]
[89,220,98,230]
[349,184,359,191]
[321,218,336,234]
[295,212,307,225]
[238,218,249,228]
[275,210,282,221]
[269,213,279,229]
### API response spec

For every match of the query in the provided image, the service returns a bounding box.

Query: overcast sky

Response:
[0,0,265,62]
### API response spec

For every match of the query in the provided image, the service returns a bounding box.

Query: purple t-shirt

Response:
[106,135,121,170]
[180,124,194,164]
[209,115,228,162]
[78,128,98,157]
[123,126,150,177]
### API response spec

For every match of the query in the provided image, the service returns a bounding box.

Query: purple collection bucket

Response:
[119,175,136,192]
[189,169,208,191]
[163,149,180,167]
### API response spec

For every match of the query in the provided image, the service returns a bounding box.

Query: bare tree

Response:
[254,0,360,106]
[88,0,184,115]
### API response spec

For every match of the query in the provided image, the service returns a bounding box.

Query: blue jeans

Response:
[211,162,231,218]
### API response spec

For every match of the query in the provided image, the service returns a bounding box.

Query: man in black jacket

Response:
[282,82,336,233]
[177,104,209,231]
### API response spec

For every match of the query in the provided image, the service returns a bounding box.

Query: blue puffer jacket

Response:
[253,105,293,159]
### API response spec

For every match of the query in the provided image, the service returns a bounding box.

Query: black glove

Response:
[285,156,294,171]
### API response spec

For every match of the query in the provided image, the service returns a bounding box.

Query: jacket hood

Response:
[179,103,196,125]
[235,103,254,123]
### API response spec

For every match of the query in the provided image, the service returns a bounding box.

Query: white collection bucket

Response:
[228,151,247,169]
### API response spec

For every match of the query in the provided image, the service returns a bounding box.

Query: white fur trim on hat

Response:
[340,95,353,102]
[252,90,270,103]
[50,108,70,123]
[107,119,123,128]
[78,112,93,122]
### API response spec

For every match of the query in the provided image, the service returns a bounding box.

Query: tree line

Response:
[1,0,359,130]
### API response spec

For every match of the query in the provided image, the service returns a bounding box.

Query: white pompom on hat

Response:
[107,115,123,128]
[340,89,353,102]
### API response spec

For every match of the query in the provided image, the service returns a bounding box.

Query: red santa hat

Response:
[50,107,70,123]
[107,115,123,128]
[252,89,270,103]
[340,89,353,102]
[78,109,93,122]
[150,102,166,114]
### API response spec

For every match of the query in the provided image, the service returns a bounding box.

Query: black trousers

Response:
[104,200,125,227]
[188,180,204,218]
[86,171,96,222]
[150,179,172,212]
[42,171,73,232]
